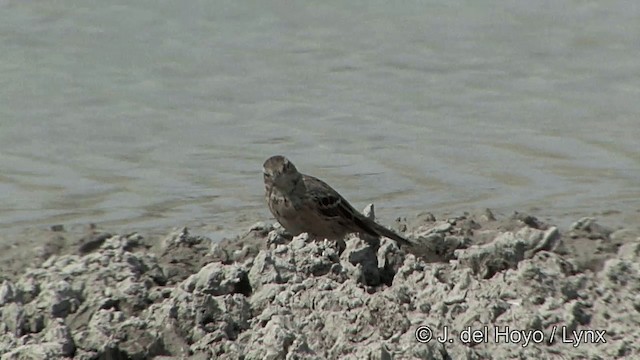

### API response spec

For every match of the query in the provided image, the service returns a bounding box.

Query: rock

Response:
[617,240,640,261]
[342,237,380,286]
[511,212,547,229]
[249,233,339,289]
[2,343,68,360]
[209,243,231,264]
[2,214,640,359]
[363,203,375,220]
[182,262,251,296]
[265,230,290,248]
[161,227,202,249]
[77,232,112,255]
[570,217,613,240]
[1,303,26,336]
[0,281,18,305]
[43,318,75,357]
[455,226,562,278]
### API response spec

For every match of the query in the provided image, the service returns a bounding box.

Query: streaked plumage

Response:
[263,155,413,247]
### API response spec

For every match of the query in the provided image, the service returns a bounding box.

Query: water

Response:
[1,0,639,240]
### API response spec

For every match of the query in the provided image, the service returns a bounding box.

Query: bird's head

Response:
[263,155,302,193]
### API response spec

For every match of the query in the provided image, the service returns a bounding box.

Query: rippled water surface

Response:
[1,1,639,240]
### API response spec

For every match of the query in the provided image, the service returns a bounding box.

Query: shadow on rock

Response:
[1,212,640,359]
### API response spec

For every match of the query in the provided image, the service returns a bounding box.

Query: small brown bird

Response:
[263,155,413,247]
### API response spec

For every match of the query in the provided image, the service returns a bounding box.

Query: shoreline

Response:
[1,209,639,358]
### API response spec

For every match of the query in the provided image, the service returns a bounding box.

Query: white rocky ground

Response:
[0,211,639,359]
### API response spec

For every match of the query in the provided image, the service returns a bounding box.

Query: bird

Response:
[262,155,413,247]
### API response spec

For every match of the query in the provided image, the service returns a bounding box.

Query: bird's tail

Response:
[351,209,414,248]
[370,220,414,248]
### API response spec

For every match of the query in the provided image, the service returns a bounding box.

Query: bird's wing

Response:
[302,174,414,247]
[302,175,403,240]
[302,175,357,220]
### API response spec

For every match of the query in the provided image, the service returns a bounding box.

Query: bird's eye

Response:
[263,172,271,178]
